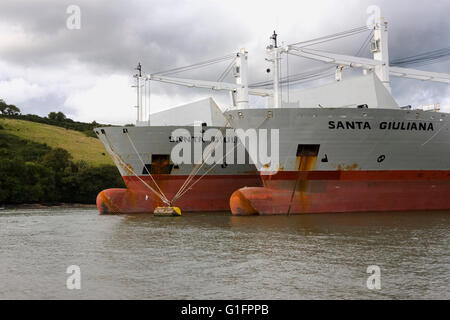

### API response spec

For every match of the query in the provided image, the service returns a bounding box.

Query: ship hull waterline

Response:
[226,107,450,215]
[94,125,262,214]
[229,170,450,215]
[97,174,262,214]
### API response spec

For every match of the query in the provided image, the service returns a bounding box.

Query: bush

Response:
[41,148,72,172]
[59,164,125,203]
[83,129,97,138]
[0,134,124,205]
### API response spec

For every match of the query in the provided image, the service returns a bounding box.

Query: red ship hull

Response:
[97,174,262,214]
[230,170,450,215]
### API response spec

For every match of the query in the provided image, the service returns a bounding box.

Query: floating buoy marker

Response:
[153,206,182,216]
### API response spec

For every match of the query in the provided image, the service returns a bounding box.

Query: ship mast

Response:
[144,51,272,111]
[134,62,143,123]
[234,48,249,109]
[267,31,281,108]
[372,17,391,92]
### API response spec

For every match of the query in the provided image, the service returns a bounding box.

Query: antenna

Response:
[135,62,142,77]
[134,63,143,123]
[270,30,278,48]
[268,31,280,108]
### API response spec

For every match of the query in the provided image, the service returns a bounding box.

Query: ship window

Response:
[142,164,152,174]
[296,144,320,157]
[146,154,173,174]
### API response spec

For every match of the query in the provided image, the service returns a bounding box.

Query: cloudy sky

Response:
[0,0,449,124]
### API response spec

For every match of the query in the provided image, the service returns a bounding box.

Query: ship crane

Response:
[282,46,450,84]
[264,17,450,107]
[139,14,450,121]
[134,49,274,125]
[145,49,273,109]
[146,74,273,97]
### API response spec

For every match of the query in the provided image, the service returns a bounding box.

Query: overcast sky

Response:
[0,0,449,124]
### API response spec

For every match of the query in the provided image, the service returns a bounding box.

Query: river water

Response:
[0,207,448,299]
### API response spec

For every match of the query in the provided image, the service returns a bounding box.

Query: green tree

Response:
[0,126,125,204]
[41,148,72,172]
[48,111,67,122]
[65,164,124,203]
[0,100,21,115]
[48,112,57,120]
[0,159,26,203]
[5,104,20,115]
[55,112,66,121]
[0,159,57,204]
[23,162,56,203]
[0,99,7,114]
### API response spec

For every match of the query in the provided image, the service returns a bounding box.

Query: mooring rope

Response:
[171,113,271,204]
[421,121,447,146]
[103,108,272,207]
[170,104,234,203]
[170,116,233,204]
[124,131,170,204]
[103,133,170,205]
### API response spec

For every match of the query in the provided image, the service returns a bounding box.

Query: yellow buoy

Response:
[153,206,182,216]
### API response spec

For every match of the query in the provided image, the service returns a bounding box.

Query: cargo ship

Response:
[226,22,450,214]
[96,15,450,215]
[226,101,450,214]
[95,97,262,214]
[95,50,270,214]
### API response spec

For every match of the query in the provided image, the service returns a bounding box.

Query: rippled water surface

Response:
[0,208,448,299]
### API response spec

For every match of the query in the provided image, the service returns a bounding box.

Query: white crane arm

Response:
[286,46,383,69]
[389,66,450,84]
[146,74,273,96]
[286,46,450,84]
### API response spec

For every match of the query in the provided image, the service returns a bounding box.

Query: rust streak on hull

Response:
[229,170,450,215]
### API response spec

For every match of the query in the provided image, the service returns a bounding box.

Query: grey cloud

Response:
[16,93,68,117]
[0,0,448,119]
[0,0,250,74]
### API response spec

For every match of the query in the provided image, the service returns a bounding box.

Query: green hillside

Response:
[0,117,124,204]
[0,118,112,166]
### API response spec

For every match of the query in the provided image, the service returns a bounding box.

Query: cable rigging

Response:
[390,47,450,67]
[151,54,236,76]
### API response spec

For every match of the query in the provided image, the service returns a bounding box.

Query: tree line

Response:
[0,128,125,204]
[0,99,126,205]
[0,99,20,115]
[0,100,111,138]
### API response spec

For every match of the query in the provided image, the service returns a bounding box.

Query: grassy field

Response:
[0,118,113,166]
